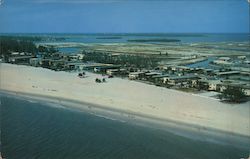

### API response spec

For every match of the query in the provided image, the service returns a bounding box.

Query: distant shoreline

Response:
[96,37,122,39]
[127,39,181,42]
[0,90,249,149]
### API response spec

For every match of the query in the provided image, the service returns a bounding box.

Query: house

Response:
[213,57,232,65]
[199,68,214,75]
[213,60,232,65]
[218,57,230,61]
[128,71,146,80]
[216,71,241,79]
[201,80,223,91]
[106,69,127,76]
[243,85,250,96]
[244,60,250,65]
[145,72,162,80]
[8,56,34,64]
[163,75,200,86]
[163,65,191,72]
[77,54,85,60]
[11,52,20,56]
[40,59,66,70]
[151,74,170,83]
[238,56,246,60]
[29,58,42,67]
[65,62,87,70]
[93,65,121,73]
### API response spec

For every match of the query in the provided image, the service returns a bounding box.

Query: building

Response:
[106,69,128,76]
[218,57,231,61]
[216,71,240,76]
[39,59,66,70]
[77,53,85,60]
[213,57,232,66]
[221,71,250,81]
[238,56,246,60]
[29,58,42,67]
[65,62,87,70]
[163,75,200,86]
[8,56,34,64]
[151,74,170,83]
[163,65,191,72]
[128,71,146,80]
[199,80,223,91]
[145,72,162,80]
[93,65,121,73]
[220,82,250,96]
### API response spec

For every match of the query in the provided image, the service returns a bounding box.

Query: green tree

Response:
[218,86,246,103]
[38,45,49,52]
[196,80,209,91]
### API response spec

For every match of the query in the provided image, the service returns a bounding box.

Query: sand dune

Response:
[0,63,249,138]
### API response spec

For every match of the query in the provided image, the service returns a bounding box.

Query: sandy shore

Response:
[0,63,249,141]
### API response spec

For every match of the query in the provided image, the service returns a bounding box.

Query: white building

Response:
[128,72,146,80]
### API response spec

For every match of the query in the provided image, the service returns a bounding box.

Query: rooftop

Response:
[216,71,240,76]
[168,75,199,80]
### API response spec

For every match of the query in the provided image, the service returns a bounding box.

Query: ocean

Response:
[0,94,249,159]
[1,33,249,43]
[1,33,249,54]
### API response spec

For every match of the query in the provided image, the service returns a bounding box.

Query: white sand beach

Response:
[0,63,249,139]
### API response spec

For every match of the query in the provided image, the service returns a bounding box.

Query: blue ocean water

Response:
[0,95,249,159]
[2,33,248,54]
[1,33,249,43]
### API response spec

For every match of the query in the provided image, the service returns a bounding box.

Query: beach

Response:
[0,63,249,146]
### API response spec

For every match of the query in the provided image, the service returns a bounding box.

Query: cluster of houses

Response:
[6,51,86,71]
[126,65,250,96]
[3,51,250,96]
[90,62,250,96]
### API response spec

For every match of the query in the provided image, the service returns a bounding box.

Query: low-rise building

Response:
[9,55,34,64]
[216,71,240,76]
[220,82,250,96]
[106,69,127,76]
[128,71,146,80]
[163,65,191,72]
[29,58,42,67]
[237,56,246,60]
[163,75,200,86]
[218,57,231,61]
[93,65,121,73]
[65,62,87,70]
[151,74,170,83]
[145,72,162,80]
[39,59,66,70]
[200,80,223,91]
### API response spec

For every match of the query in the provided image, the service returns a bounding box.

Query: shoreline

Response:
[0,63,249,148]
[1,90,249,149]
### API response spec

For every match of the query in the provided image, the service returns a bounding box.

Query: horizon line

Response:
[0,32,249,34]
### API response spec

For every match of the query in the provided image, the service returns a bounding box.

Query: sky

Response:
[0,0,249,33]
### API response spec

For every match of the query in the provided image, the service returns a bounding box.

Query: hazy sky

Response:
[0,0,249,33]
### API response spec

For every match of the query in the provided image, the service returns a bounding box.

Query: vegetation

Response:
[38,45,58,54]
[0,37,38,54]
[218,86,246,103]
[195,80,209,91]
[82,51,159,69]
[0,36,37,61]
[0,36,42,42]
